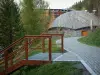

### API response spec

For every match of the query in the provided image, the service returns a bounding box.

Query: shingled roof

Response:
[51,10,100,29]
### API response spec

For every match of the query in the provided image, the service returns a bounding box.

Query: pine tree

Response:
[71,0,100,16]
[0,0,24,49]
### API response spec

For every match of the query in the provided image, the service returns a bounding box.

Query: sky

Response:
[15,0,81,9]
[44,0,82,9]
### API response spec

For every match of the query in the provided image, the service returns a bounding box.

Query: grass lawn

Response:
[78,28,100,47]
[28,39,61,57]
[10,62,82,75]
[0,38,61,72]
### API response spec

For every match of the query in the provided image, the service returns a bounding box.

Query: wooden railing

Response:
[42,34,64,53]
[0,34,64,75]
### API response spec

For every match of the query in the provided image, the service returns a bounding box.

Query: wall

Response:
[45,9,67,29]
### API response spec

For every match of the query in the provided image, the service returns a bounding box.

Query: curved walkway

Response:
[64,37,100,75]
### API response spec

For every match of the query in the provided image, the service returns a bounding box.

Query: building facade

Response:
[45,9,67,29]
[49,10,100,37]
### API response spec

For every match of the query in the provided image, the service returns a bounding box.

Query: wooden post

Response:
[42,38,45,53]
[25,38,28,61]
[48,37,52,61]
[4,51,8,74]
[61,34,64,53]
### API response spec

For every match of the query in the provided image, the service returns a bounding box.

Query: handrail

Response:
[0,34,64,74]
[42,33,64,36]
[25,35,51,38]
[42,33,64,53]
[0,37,25,54]
[0,35,52,54]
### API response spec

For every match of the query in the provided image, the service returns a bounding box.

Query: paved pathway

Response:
[28,37,100,75]
[28,53,62,60]
[53,51,80,61]
[28,52,79,61]
[64,37,100,75]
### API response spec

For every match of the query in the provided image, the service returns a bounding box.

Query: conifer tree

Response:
[0,0,24,49]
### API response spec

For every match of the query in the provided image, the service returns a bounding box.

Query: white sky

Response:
[44,0,82,9]
[15,0,82,9]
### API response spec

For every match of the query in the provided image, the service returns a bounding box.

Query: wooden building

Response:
[49,10,100,37]
[45,9,67,29]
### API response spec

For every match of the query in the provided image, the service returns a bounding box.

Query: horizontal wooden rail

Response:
[0,37,24,54]
[42,33,64,36]
[42,33,64,53]
[0,35,52,54]
[25,35,52,38]
[0,34,64,74]
[0,60,51,75]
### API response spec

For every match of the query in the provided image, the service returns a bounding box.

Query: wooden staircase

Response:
[0,34,64,75]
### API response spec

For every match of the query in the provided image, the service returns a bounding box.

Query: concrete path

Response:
[28,52,79,61]
[64,37,100,75]
[28,53,62,60]
[28,37,100,75]
[53,51,80,61]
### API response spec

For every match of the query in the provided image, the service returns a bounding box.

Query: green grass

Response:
[28,50,41,57]
[10,62,82,75]
[78,28,100,47]
[29,39,61,57]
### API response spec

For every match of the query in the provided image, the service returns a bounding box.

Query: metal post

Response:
[90,20,93,31]
[48,37,52,61]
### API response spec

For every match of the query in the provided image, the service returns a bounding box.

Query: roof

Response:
[51,10,100,29]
